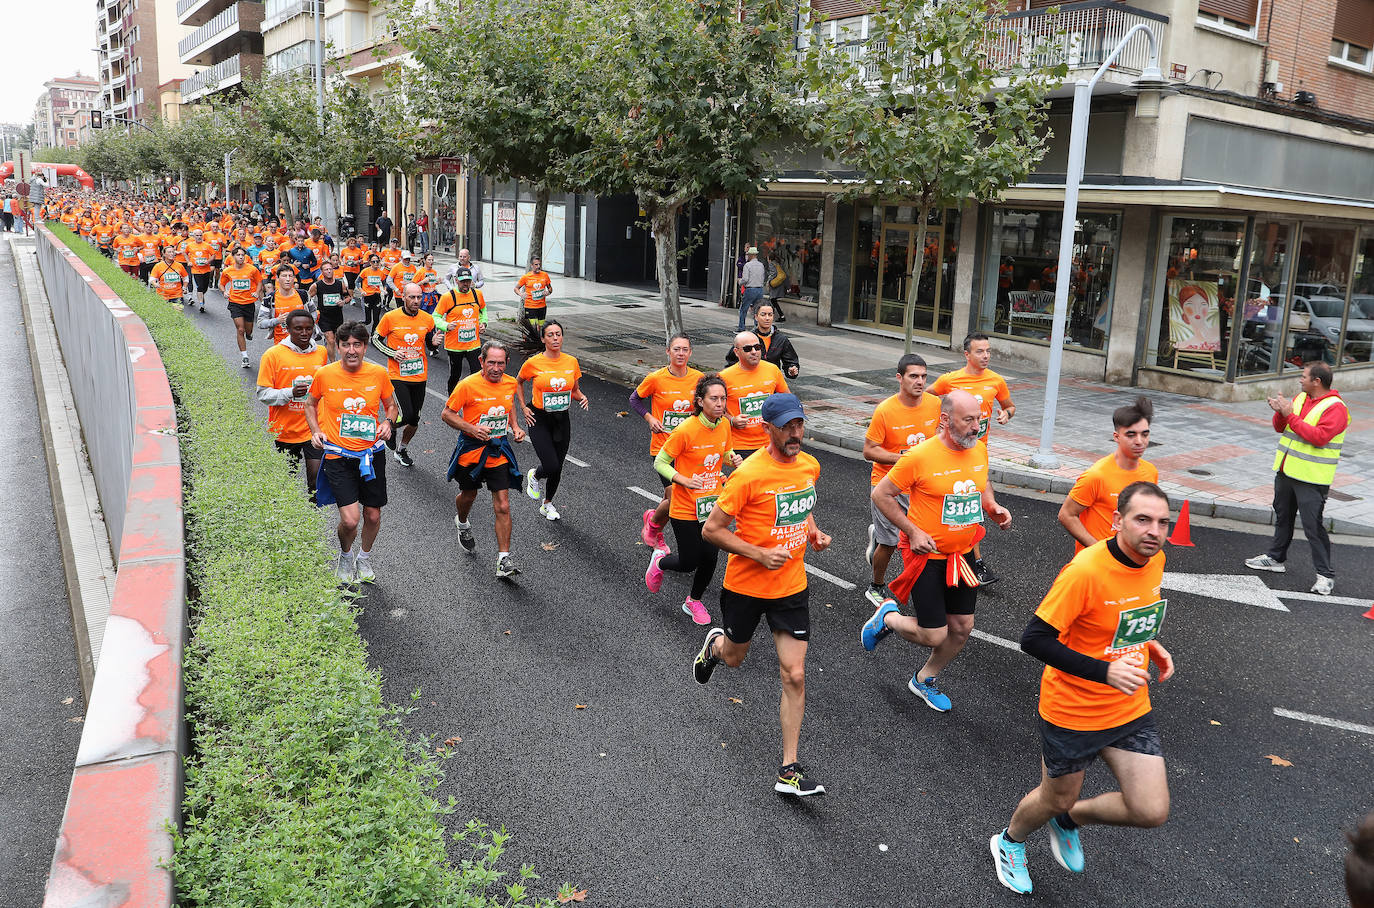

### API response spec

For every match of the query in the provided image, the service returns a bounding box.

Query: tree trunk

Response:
[276,179,294,222]
[902,202,936,354]
[527,184,550,268]
[650,204,683,340]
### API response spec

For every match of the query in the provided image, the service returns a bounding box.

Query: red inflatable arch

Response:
[0,161,95,190]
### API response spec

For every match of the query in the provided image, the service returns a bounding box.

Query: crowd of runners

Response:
[44,190,1244,896]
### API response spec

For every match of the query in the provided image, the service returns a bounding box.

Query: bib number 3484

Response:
[1111,600,1167,650]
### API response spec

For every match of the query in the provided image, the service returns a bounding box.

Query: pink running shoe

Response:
[645,548,667,592]
[681,597,711,625]
[641,509,668,552]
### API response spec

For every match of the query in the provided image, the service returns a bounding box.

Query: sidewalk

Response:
[447,256,1374,535]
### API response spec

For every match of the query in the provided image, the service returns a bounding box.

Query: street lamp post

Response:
[1029,24,1172,470]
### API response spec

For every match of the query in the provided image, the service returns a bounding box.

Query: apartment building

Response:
[97,0,194,125]
[33,74,101,150]
[178,0,265,103]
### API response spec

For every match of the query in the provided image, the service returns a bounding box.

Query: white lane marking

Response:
[1160,572,1290,611]
[1271,589,1371,608]
[567,454,589,467]
[1273,707,1374,737]
[804,564,856,591]
[970,628,1022,652]
[627,485,663,504]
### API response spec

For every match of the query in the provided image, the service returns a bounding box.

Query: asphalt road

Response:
[187,288,1372,907]
[0,240,86,904]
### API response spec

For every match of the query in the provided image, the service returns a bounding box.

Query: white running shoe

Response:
[525,469,543,501]
[540,500,561,521]
[334,552,356,583]
[1311,575,1334,595]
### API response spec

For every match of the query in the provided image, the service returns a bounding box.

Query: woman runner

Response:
[516,319,588,521]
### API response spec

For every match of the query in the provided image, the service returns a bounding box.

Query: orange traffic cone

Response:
[1168,500,1194,547]
[1362,604,1374,620]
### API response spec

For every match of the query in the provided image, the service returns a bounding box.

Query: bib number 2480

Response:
[774,486,815,528]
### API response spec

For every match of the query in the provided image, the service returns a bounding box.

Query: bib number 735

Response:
[1111,600,1167,651]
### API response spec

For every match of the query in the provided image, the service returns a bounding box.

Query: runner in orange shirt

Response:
[692,392,831,797]
[356,254,388,329]
[720,331,789,458]
[148,245,190,304]
[516,320,588,521]
[112,224,143,277]
[94,215,116,254]
[514,255,553,327]
[930,332,1016,584]
[220,247,265,368]
[306,321,400,585]
[257,268,314,368]
[185,228,216,312]
[992,482,1174,896]
[380,238,404,268]
[258,236,284,274]
[339,237,364,291]
[257,308,329,494]
[137,222,162,284]
[1059,397,1158,551]
[414,252,440,312]
[861,353,942,607]
[433,267,486,392]
[373,281,437,468]
[385,252,418,309]
[861,390,1013,713]
[644,374,741,625]
[631,334,703,551]
[442,339,528,580]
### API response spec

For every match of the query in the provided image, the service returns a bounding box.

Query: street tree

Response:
[565,0,800,339]
[797,0,1066,352]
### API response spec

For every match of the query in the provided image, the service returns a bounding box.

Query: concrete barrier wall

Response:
[35,226,185,908]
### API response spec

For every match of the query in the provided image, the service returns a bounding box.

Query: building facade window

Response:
[1329,39,1372,70]
[1236,219,1294,377]
[1343,230,1374,367]
[749,197,824,306]
[1281,224,1358,370]
[849,204,959,336]
[1197,0,1259,36]
[978,207,1119,352]
[1146,216,1244,376]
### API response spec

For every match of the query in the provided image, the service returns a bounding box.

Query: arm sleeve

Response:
[1020,616,1111,683]
[256,385,295,406]
[1067,469,1096,507]
[654,446,677,482]
[629,391,652,418]
[255,301,279,330]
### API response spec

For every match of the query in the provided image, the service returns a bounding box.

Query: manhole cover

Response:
[1329,489,1361,502]
[1186,468,1213,476]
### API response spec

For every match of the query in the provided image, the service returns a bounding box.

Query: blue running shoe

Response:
[907,674,952,711]
[861,599,900,651]
[991,830,1033,895]
[1048,817,1085,873]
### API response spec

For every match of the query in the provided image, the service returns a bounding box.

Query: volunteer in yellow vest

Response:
[433,267,486,393]
[1058,397,1158,551]
[257,309,329,494]
[373,281,437,469]
[720,330,789,459]
[1245,360,1350,595]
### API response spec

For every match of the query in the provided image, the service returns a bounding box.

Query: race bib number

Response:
[478,413,508,437]
[340,413,376,440]
[543,390,571,412]
[231,278,251,291]
[195,253,209,265]
[695,494,718,523]
[399,356,425,377]
[367,276,382,289]
[322,293,341,307]
[1111,600,1167,651]
[940,492,983,527]
[456,326,478,343]
[531,285,548,300]
[741,393,768,424]
[661,410,690,431]
[978,416,990,439]
[774,486,815,528]
[119,247,136,260]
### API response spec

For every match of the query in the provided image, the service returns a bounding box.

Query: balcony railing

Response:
[261,0,318,33]
[179,4,238,58]
[989,0,1169,77]
[182,53,241,97]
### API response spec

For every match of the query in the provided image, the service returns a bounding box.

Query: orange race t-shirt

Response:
[309,360,395,454]
[1035,540,1167,731]
[94,223,116,247]
[929,367,1012,443]
[445,373,521,468]
[884,436,989,559]
[1068,455,1161,550]
[257,341,329,444]
[185,241,217,274]
[717,450,820,599]
[340,247,364,274]
[661,415,733,522]
[375,308,436,382]
[220,262,263,305]
[865,392,942,485]
[112,235,142,266]
[719,361,789,451]
[434,288,485,352]
[357,267,388,296]
[635,366,705,455]
[137,233,162,264]
[149,262,189,300]
[515,270,552,310]
[518,352,582,412]
[381,247,404,267]
[268,290,308,342]
[387,262,419,291]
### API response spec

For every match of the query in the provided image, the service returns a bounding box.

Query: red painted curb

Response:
[37,225,185,908]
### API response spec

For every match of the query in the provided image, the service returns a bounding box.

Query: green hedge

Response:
[51,226,556,908]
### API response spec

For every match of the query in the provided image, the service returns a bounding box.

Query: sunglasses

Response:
[739,343,763,352]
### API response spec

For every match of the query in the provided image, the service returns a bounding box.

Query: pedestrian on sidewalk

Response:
[417,210,430,255]
[764,250,787,322]
[725,303,798,378]
[1,194,14,233]
[405,213,418,254]
[737,247,765,331]
[1245,361,1350,595]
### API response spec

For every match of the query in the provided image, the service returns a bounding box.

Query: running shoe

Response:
[1311,574,1335,595]
[199,305,206,313]
[1048,817,1085,873]
[681,597,710,625]
[774,763,825,797]
[540,501,561,521]
[241,352,250,369]
[394,447,414,468]
[645,548,667,593]
[991,830,1033,895]
[865,523,877,567]
[1245,554,1285,573]
[354,555,376,584]
[908,674,952,711]
[455,516,476,553]
[334,552,355,584]
[861,599,900,652]
[524,469,542,501]
[642,509,668,552]
[863,582,891,609]
[974,559,999,585]
[694,627,724,684]
[496,554,520,579]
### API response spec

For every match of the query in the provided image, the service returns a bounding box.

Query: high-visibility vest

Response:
[1273,391,1349,485]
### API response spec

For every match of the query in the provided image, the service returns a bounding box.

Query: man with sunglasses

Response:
[720,331,790,461]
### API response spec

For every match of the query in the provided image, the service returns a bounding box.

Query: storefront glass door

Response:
[878,225,912,328]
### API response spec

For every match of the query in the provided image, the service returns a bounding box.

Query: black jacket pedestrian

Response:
[375,213,393,245]
[725,326,800,378]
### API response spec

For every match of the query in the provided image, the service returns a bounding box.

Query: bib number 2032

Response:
[774,486,815,528]
[1111,600,1167,651]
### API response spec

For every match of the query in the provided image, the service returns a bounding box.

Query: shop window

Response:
[1343,230,1374,367]
[851,204,879,324]
[1282,225,1357,371]
[751,198,824,304]
[978,208,1118,352]
[1236,219,1294,377]
[1146,216,1244,375]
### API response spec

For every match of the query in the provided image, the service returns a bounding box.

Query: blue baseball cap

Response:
[760,393,805,427]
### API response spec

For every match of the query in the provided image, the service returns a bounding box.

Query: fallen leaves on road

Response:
[575,704,587,710]
[1265,754,1293,766]
[1209,720,1221,726]
[541,542,560,551]
[557,888,588,903]
[443,736,462,747]
[423,449,435,454]
[825,603,832,608]
[728,697,743,704]
[504,630,512,635]
[69,716,84,723]
[616,411,629,418]
[62,697,73,705]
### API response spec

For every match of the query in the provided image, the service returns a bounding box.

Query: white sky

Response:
[4,0,101,125]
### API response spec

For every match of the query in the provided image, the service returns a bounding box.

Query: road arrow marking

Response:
[1161,572,1290,611]
[1268,589,1371,608]
[1273,707,1374,737]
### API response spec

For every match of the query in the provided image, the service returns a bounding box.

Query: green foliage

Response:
[51,225,557,908]
[32,146,82,166]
